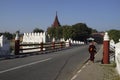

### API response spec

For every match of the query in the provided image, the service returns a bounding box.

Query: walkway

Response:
[72,45,120,80]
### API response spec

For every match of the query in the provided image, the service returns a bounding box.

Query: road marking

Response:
[82,65,86,69]
[71,61,89,80]
[77,69,82,73]
[71,74,77,80]
[0,58,52,74]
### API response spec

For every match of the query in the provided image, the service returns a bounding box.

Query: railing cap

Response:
[15,32,19,40]
[104,32,109,41]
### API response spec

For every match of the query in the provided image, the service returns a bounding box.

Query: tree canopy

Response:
[108,29,120,43]
[47,23,94,42]
[0,32,13,40]
[33,28,44,33]
[72,23,92,41]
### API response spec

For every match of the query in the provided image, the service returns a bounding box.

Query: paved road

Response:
[0,45,101,80]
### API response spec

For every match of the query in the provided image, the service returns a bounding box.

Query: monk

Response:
[88,42,97,62]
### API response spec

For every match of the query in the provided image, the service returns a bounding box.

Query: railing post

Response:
[103,32,110,64]
[69,40,71,47]
[40,42,43,51]
[52,42,55,49]
[60,42,63,48]
[52,38,55,49]
[14,32,20,55]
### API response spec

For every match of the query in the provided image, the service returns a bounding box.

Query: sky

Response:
[0,0,120,33]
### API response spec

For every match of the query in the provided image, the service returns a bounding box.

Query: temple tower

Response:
[52,12,61,27]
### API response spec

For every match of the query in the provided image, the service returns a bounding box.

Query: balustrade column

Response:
[52,38,55,49]
[14,32,20,55]
[40,42,43,51]
[103,32,110,64]
[60,42,63,48]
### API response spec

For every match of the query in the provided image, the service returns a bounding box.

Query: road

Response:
[0,44,101,80]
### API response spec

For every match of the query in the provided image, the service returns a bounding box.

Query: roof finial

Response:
[56,11,57,16]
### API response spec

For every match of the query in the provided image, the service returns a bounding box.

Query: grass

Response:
[100,62,120,80]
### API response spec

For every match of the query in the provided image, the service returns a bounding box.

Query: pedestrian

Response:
[88,41,97,62]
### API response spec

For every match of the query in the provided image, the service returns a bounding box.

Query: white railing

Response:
[110,39,120,75]
[22,35,85,53]
[70,39,85,45]
[110,39,115,52]
[0,35,10,56]
[115,39,120,75]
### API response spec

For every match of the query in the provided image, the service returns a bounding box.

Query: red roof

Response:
[52,12,61,27]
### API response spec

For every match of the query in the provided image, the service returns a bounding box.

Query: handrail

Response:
[15,41,67,54]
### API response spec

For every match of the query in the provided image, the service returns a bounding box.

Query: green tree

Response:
[72,23,92,41]
[55,27,63,39]
[47,27,63,39]
[62,25,73,40]
[47,27,56,38]
[3,32,13,40]
[33,28,44,33]
[92,29,98,33]
[108,29,120,43]
[47,23,94,42]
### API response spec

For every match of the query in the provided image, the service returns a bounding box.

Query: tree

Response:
[62,25,73,40]
[47,27,63,40]
[55,27,63,39]
[0,32,13,40]
[72,23,92,41]
[47,23,94,42]
[92,29,98,33]
[108,29,120,43]
[33,28,44,33]
[47,27,56,38]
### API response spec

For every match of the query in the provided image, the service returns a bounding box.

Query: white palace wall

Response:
[22,32,46,53]
[22,32,46,43]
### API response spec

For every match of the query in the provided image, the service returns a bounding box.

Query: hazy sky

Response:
[0,0,120,33]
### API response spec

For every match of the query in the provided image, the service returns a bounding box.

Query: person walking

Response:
[88,41,97,62]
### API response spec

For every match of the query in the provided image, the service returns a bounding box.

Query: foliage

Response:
[47,27,63,39]
[55,27,63,39]
[47,27,56,38]
[47,23,93,41]
[108,29,120,43]
[62,25,73,40]
[0,32,13,40]
[92,29,98,33]
[72,23,92,41]
[33,28,44,33]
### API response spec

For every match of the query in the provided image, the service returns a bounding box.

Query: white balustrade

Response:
[0,35,10,56]
[115,39,120,75]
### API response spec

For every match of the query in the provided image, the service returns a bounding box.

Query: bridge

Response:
[0,44,101,80]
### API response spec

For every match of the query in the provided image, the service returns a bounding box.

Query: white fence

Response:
[115,39,120,75]
[0,35,10,56]
[110,39,120,75]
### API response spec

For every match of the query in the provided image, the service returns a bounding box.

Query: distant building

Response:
[91,32,104,44]
[52,12,61,27]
